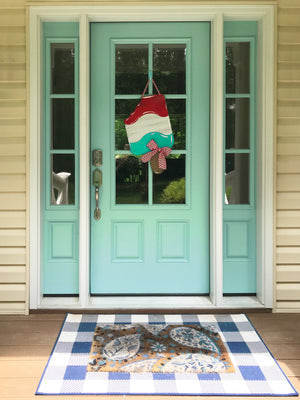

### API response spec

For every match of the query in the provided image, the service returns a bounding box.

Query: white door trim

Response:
[29,4,275,310]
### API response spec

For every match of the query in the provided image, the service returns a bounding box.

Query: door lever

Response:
[93,168,102,220]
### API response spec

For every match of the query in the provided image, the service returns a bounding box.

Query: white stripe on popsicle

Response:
[125,114,172,144]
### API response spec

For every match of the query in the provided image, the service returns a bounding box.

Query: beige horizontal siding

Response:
[0,211,26,229]
[0,193,26,210]
[278,99,300,118]
[277,211,300,228]
[0,1,27,314]
[278,44,300,62]
[0,8,25,27]
[276,0,300,312]
[277,193,300,209]
[0,175,26,192]
[278,118,300,136]
[278,84,300,100]
[277,265,300,281]
[0,157,26,174]
[278,7,300,27]
[0,100,26,119]
[0,26,25,46]
[0,139,26,157]
[277,283,300,300]
[0,82,26,101]
[0,45,25,64]
[276,301,300,311]
[277,229,300,246]
[277,142,300,157]
[277,247,300,264]
[0,266,26,283]
[0,248,26,265]
[0,65,25,81]
[0,230,25,247]
[0,284,25,302]
[277,174,300,191]
[277,156,300,173]
[0,302,26,314]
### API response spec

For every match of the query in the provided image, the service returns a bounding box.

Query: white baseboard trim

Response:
[38,295,265,310]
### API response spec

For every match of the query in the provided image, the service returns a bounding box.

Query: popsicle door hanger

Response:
[124,78,174,174]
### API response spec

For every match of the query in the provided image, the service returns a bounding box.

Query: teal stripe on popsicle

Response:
[130,131,174,155]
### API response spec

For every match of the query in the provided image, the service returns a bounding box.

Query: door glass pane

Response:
[115,99,139,150]
[51,98,74,150]
[51,154,75,205]
[168,99,186,150]
[226,98,249,149]
[116,155,148,204]
[153,44,186,94]
[51,43,75,94]
[225,153,249,204]
[153,155,185,204]
[115,44,148,94]
[226,42,250,94]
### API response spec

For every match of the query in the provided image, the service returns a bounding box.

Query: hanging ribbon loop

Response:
[142,78,161,97]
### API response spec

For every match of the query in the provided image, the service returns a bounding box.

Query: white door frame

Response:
[29,4,275,310]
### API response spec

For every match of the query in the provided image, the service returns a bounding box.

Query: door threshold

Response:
[38,295,266,310]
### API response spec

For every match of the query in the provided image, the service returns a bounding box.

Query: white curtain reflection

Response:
[51,171,71,205]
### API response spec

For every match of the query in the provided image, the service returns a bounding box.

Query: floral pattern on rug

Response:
[87,324,234,373]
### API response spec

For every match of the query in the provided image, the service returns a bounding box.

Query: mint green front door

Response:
[90,22,210,295]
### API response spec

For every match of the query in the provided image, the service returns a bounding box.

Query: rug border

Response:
[36,313,69,395]
[35,313,299,397]
[245,314,298,397]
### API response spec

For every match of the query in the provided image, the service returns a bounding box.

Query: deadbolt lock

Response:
[92,149,102,166]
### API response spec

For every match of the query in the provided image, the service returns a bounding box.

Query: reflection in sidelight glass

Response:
[226,98,249,149]
[167,100,186,150]
[51,43,75,94]
[116,155,148,204]
[153,44,186,94]
[225,154,249,204]
[115,44,148,94]
[153,155,185,204]
[51,154,75,205]
[51,98,74,150]
[115,99,139,150]
[226,42,250,94]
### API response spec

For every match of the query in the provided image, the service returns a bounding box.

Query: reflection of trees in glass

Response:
[226,46,236,93]
[115,99,139,150]
[115,44,186,94]
[115,155,147,204]
[115,46,148,94]
[226,42,250,94]
[51,45,75,94]
[52,99,74,149]
[167,99,186,150]
[153,155,185,204]
[225,153,235,174]
[115,118,129,150]
[160,177,185,204]
[153,46,186,93]
[226,98,249,150]
[116,155,141,183]
[226,99,236,150]
[226,46,236,175]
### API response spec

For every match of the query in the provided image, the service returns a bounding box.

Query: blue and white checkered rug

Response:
[36,314,298,396]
